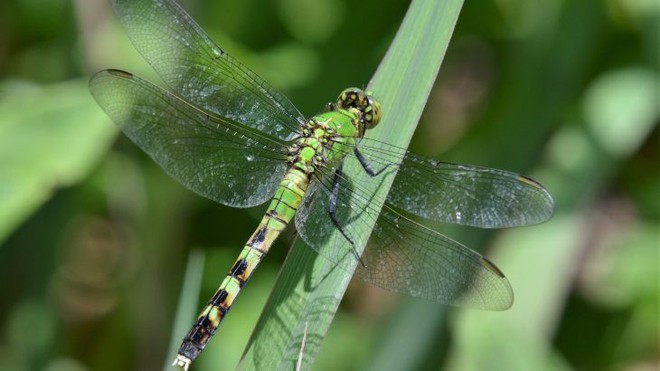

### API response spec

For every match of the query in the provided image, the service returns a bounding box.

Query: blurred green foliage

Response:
[0,0,657,370]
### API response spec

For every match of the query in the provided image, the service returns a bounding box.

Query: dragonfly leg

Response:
[328,161,367,268]
[354,148,396,176]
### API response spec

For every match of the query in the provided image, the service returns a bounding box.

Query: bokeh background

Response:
[0,0,657,370]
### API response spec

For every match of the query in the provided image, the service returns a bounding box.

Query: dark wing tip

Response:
[517,174,556,224]
[89,69,134,86]
[105,69,134,78]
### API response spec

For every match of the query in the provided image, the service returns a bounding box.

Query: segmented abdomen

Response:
[174,168,309,368]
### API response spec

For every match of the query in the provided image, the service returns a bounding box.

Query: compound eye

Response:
[363,95,382,129]
[336,88,382,129]
[336,87,367,110]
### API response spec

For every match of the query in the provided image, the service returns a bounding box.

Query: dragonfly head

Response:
[336,88,382,132]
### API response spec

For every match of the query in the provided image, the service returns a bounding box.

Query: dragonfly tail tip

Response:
[172,354,192,371]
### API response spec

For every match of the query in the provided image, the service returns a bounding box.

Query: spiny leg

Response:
[327,161,367,268]
[353,147,397,177]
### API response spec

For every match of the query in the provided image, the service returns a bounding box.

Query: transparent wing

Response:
[295,161,513,310]
[112,0,305,140]
[362,206,513,310]
[354,138,554,228]
[89,69,288,208]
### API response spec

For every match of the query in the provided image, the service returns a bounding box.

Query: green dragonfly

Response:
[89,0,554,369]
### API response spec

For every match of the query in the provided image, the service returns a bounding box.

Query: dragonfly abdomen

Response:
[174,168,310,370]
[175,245,264,365]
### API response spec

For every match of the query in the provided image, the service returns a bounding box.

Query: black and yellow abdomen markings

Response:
[175,167,311,365]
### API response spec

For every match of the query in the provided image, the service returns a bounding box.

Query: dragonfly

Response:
[89,0,554,369]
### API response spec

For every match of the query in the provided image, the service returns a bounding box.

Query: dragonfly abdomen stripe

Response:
[176,168,310,365]
[176,243,265,362]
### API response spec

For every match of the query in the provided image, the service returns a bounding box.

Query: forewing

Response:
[356,138,554,228]
[113,0,305,140]
[89,69,288,207]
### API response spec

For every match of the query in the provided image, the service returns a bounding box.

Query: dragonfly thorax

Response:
[287,110,362,174]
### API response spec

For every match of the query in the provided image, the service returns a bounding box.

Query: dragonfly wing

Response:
[90,69,288,208]
[295,163,513,310]
[112,0,305,140]
[357,205,513,310]
[356,138,554,228]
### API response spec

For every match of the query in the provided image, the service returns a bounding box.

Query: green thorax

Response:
[286,87,383,175]
[288,109,362,174]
